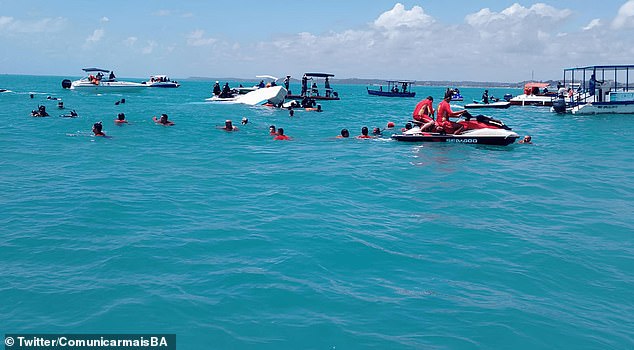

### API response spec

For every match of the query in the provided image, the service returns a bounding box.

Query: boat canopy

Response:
[255,75,278,81]
[562,64,634,94]
[524,82,549,89]
[305,73,335,78]
[386,80,415,84]
[82,68,111,73]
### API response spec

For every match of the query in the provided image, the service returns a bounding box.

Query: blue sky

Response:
[1,1,633,82]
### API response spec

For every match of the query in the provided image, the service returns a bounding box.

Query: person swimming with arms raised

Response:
[274,127,291,140]
[115,113,128,124]
[153,114,174,126]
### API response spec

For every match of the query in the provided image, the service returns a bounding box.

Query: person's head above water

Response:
[361,126,369,136]
[277,127,285,135]
[160,114,169,123]
[225,120,233,129]
[372,127,381,135]
[117,113,125,121]
[241,117,248,125]
[269,125,276,133]
[341,129,349,138]
[92,121,104,135]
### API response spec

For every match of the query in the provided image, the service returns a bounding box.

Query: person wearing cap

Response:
[219,119,238,131]
[213,81,221,96]
[482,90,489,104]
[436,90,466,134]
[274,128,290,140]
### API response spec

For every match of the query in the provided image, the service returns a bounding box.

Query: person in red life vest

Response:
[153,113,175,126]
[269,125,277,135]
[357,126,372,139]
[114,113,128,124]
[413,95,436,131]
[219,119,238,131]
[92,122,106,137]
[274,128,291,140]
[436,92,465,134]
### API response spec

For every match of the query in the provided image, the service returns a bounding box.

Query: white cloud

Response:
[186,30,217,46]
[0,16,66,34]
[612,0,634,29]
[374,3,434,30]
[181,13,194,18]
[100,16,109,23]
[86,29,104,43]
[465,3,571,27]
[142,40,157,54]
[153,10,171,17]
[583,18,601,31]
[123,36,138,47]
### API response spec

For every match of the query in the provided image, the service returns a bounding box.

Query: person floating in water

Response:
[219,119,238,131]
[92,122,106,136]
[372,127,382,136]
[269,125,277,135]
[241,117,248,125]
[153,114,175,126]
[57,101,64,109]
[337,129,350,138]
[289,109,295,117]
[61,110,78,118]
[31,105,49,117]
[274,127,290,140]
[519,135,533,144]
[115,113,128,124]
[357,126,372,139]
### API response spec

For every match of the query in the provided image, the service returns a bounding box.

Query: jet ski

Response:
[392,112,519,146]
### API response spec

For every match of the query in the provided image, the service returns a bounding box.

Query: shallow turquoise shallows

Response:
[1,75,633,349]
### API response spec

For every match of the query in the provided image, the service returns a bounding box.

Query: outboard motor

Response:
[552,97,567,114]
[61,79,72,89]
[503,93,513,102]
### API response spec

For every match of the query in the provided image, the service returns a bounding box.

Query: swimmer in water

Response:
[357,126,372,139]
[372,127,382,136]
[337,129,350,138]
[269,125,276,135]
[289,109,295,117]
[92,122,106,136]
[115,113,128,124]
[241,117,248,125]
[519,135,533,144]
[61,110,78,118]
[153,114,174,126]
[274,127,291,140]
[219,119,238,131]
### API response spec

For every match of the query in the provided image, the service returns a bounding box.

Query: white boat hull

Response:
[572,102,634,115]
[70,80,147,92]
[509,94,555,106]
[206,86,287,106]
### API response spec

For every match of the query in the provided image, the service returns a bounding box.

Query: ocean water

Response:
[1,74,633,349]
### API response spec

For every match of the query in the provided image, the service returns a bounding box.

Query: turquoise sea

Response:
[1,74,633,349]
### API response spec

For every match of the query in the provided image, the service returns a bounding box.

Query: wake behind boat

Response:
[62,68,147,92]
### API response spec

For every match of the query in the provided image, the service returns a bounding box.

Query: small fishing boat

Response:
[62,68,147,92]
[286,73,340,100]
[367,80,416,97]
[143,75,180,88]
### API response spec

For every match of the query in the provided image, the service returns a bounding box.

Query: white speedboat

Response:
[62,68,147,92]
[509,82,557,106]
[206,86,287,106]
[143,75,180,88]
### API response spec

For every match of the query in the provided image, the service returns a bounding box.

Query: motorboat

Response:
[286,73,340,100]
[465,100,511,109]
[551,65,634,115]
[367,80,416,97]
[143,75,180,88]
[61,68,147,92]
[392,112,519,146]
[206,86,287,106]
[510,82,557,106]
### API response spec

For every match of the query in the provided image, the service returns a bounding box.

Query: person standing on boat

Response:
[301,74,308,96]
[284,75,290,90]
[324,77,331,97]
[436,91,466,134]
[482,90,489,104]
[589,73,604,100]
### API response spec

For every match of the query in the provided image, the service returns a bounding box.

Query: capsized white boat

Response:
[62,68,147,92]
[206,86,287,106]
